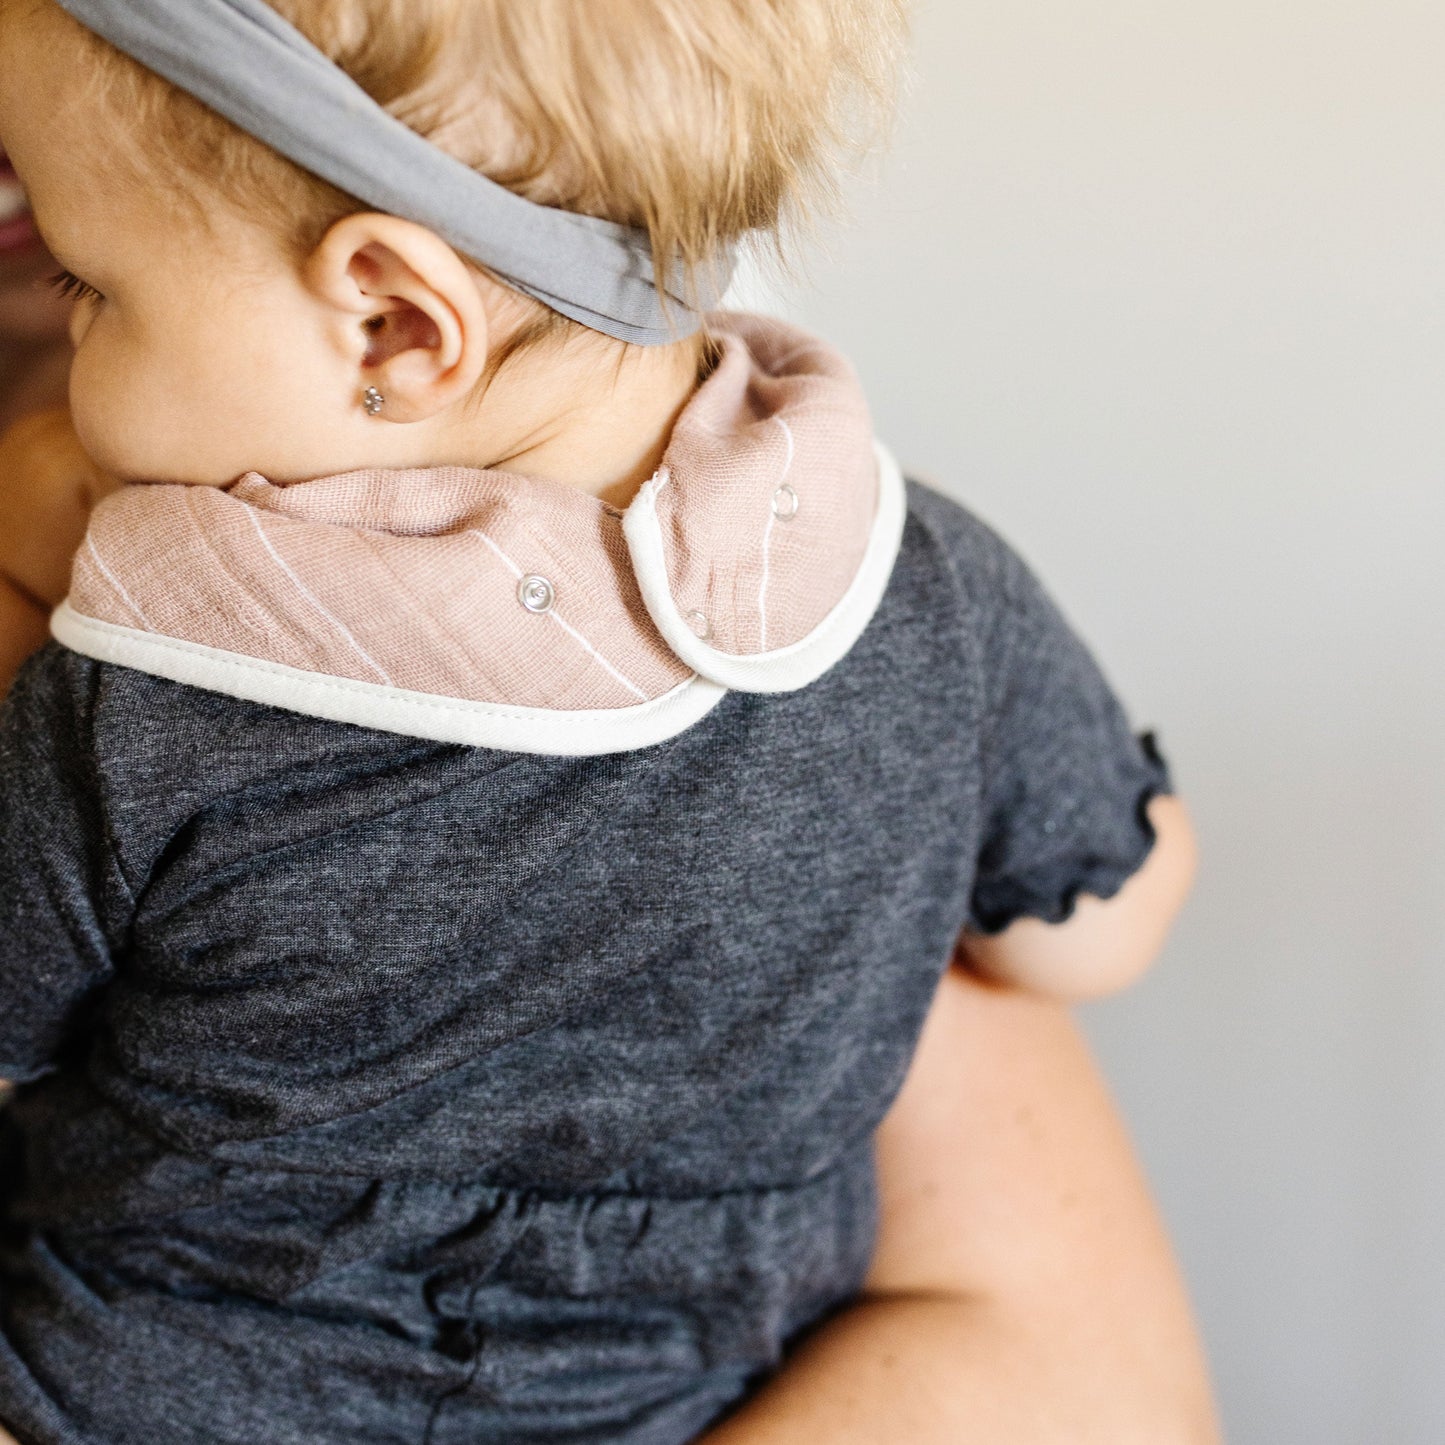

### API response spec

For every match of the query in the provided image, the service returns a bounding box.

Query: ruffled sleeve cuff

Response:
[966,731,1174,936]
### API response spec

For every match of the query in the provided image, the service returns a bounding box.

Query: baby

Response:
[0,1,1199,1442]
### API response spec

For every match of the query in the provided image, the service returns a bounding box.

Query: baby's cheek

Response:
[65,342,125,474]
[68,297,336,485]
[67,329,184,482]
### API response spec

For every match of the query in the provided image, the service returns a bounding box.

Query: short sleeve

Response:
[0,645,127,1081]
[953,510,1174,936]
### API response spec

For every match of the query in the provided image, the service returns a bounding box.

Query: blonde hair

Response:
[59,0,909,338]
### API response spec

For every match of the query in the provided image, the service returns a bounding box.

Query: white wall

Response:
[773,2,1445,1439]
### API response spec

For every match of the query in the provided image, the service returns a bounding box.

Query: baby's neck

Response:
[426,334,707,512]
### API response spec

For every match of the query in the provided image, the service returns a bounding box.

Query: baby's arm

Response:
[698,966,1222,1444]
[958,791,1199,1001]
[933,496,1197,1008]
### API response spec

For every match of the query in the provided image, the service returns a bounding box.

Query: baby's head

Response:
[0,0,906,494]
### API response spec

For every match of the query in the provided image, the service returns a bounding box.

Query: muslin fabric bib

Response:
[53,314,905,755]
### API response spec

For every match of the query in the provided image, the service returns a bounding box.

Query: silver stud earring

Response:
[363,386,386,417]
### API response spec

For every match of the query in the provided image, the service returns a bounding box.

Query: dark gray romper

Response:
[0,481,1170,1444]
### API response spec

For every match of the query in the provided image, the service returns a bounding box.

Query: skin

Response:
[0,147,70,429]
[963,792,1200,1000]
[0,10,703,503]
[0,145,83,681]
[0,0,1204,1005]
[0,2,1219,1438]
[700,966,1223,1443]
[0,973,1224,1445]
[0,406,111,686]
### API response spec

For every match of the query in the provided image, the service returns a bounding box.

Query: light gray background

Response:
[754,1,1445,1440]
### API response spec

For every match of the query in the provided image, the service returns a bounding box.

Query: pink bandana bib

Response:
[53,314,906,755]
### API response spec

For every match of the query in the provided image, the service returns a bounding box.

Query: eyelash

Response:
[49,269,103,304]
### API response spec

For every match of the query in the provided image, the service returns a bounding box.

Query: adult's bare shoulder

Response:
[0,406,114,608]
[0,407,115,694]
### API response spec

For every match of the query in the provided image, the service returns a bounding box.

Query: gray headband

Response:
[53,0,733,344]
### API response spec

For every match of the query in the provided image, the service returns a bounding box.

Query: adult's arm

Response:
[699,966,1223,1444]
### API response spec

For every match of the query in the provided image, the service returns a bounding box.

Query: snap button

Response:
[772,484,799,521]
[518,575,556,614]
[686,610,713,640]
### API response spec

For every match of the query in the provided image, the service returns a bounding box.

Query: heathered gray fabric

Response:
[0,481,1171,1444]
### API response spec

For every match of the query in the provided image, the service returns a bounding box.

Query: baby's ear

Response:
[304,213,490,423]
